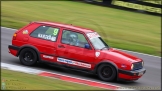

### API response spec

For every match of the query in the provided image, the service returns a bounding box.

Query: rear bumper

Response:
[118,68,146,80]
[8,45,19,56]
[8,45,19,50]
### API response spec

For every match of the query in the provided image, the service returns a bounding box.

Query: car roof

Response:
[33,21,95,33]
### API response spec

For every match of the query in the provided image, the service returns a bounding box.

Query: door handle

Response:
[58,45,65,48]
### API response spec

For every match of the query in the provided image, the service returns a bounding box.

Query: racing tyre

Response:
[19,48,38,66]
[97,64,117,81]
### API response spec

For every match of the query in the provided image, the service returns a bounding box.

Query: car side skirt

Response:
[39,60,96,74]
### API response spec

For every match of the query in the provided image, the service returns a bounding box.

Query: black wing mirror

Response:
[84,43,91,49]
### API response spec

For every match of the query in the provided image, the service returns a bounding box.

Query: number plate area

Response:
[138,71,144,76]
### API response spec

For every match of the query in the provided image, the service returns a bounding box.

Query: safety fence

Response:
[82,0,161,16]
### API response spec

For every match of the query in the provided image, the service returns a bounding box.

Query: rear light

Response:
[13,33,17,40]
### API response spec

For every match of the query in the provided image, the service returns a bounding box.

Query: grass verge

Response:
[1,1,161,56]
[1,69,104,90]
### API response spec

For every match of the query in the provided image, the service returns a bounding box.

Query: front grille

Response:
[133,62,143,70]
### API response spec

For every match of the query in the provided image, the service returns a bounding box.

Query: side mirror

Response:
[84,43,91,49]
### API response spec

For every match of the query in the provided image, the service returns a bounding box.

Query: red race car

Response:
[8,21,146,81]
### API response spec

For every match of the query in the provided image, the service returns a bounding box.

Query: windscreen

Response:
[86,32,109,50]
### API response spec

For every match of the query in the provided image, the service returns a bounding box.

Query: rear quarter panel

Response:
[12,23,41,47]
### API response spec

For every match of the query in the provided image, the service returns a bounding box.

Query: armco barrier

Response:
[82,0,161,16]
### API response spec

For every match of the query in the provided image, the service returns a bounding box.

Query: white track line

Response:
[1,26,161,58]
[1,26,17,30]
[116,48,161,58]
[1,62,135,90]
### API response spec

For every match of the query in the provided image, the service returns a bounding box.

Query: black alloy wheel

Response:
[97,64,117,81]
[19,48,38,66]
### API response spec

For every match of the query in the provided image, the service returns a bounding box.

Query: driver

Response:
[66,32,79,46]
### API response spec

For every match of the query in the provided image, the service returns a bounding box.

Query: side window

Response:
[61,30,89,48]
[30,26,59,42]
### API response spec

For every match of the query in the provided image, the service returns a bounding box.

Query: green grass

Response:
[1,1,161,56]
[1,69,104,90]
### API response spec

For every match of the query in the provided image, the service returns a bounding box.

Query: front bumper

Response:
[118,68,146,80]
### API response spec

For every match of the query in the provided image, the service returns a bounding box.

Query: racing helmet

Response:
[67,32,78,45]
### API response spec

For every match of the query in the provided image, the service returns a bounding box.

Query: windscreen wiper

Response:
[101,46,109,50]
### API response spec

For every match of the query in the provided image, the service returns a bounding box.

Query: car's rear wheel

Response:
[97,64,117,81]
[19,48,37,66]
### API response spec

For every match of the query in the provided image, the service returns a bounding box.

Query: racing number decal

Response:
[53,28,59,36]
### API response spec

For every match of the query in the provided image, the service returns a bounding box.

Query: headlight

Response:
[131,64,134,70]
[142,61,144,66]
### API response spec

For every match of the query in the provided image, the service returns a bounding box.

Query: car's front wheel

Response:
[97,64,117,81]
[19,48,38,66]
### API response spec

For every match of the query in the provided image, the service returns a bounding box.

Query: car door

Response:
[29,25,60,62]
[56,29,95,69]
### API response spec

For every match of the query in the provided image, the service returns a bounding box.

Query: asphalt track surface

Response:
[1,27,161,90]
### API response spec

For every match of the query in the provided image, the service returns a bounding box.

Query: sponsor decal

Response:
[87,32,100,39]
[121,64,127,68]
[22,30,28,34]
[38,33,56,41]
[95,52,100,57]
[57,57,91,68]
[43,55,54,59]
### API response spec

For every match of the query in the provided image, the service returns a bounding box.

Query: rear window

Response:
[30,26,60,42]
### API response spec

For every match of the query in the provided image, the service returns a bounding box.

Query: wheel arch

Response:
[17,44,41,61]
